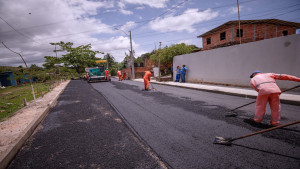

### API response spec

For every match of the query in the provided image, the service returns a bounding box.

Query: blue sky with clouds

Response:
[0,0,299,66]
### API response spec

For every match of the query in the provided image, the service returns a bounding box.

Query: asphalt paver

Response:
[8,80,166,169]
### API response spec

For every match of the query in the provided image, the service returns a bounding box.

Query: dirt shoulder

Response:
[0,80,70,169]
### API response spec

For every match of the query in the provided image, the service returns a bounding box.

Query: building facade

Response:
[198,19,300,50]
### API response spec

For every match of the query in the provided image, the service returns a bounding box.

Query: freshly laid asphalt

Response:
[3,78,300,168]
[7,80,166,169]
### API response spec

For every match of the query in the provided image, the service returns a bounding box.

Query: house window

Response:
[236,29,243,37]
[206,37,211,45]
[220,32,226,40]
[282,30,288,36]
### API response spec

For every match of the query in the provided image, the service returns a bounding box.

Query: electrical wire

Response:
[0,16,41,44]
[1,0,299,62]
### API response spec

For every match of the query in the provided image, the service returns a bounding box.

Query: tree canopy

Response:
[45,42,103,75]
[150,43,200,66]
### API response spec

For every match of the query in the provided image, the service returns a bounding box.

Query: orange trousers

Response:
[105,74,108,80]
[254,93,281,126]
[144,79,149,90]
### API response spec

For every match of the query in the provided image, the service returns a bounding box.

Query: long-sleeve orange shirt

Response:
[250,73,300,95]
[144,71,151,81]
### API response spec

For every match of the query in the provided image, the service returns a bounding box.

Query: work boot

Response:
[271,122,279,127]
[243,118,261,126]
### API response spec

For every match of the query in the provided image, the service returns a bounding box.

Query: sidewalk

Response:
[134,78,300,105]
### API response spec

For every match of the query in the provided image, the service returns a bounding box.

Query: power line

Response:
[0,16,41,44]
[1,1,299,60]
[0,0,258,41]
[34,0,295,42]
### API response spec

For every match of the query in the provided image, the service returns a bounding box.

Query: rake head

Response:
[213,136,233,146]
[225,112,238,117]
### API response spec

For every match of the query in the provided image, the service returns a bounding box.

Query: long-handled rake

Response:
[214,120,300,146]
[225,85,300,117]
[150,82,156,91]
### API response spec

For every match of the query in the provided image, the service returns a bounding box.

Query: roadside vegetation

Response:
[0,83,50,120]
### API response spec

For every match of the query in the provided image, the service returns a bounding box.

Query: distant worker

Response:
[122,71,126,80]
[250,71,300,126]
[170,64,173,79]
[117,70,122,81]
[144,71,152,91]
[180,65,187,83]
[86,72,89,80]
[175,66,181,82]
[105,68,109,81]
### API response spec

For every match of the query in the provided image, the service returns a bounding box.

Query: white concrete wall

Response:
[174,34,300,91]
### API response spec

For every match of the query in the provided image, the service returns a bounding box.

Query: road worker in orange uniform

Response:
[117,70,122,81]
[122,71,126,80]
[144,71,152,91]
[104,68,109,81]
[250,71,300,126]
[85,72,89,80]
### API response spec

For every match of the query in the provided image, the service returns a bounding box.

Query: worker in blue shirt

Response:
[175,66,181,82]
[170,64,173,80]
[180,65,187,83]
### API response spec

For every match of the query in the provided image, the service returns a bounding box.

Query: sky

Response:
[0,0,299,67]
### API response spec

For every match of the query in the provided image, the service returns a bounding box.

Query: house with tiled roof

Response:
[197,19,300,50]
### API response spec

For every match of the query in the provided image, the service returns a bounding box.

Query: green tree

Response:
[30,64,43,71]
[60,43,102,76]
[160,43,195,64]
[43,56,61,69]
[104,53,117,70]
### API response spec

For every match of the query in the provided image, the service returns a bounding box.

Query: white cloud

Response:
[0,0,120,66]
[121,0,168,8]
[119,21,137,31]
[91,36,142,62]
[149,8,219,33]
[118,1,133,15]
[228,6,243,14]
[119,9,133,15]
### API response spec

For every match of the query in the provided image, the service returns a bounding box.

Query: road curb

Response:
[0,80,70,169]
[149,81,300,106]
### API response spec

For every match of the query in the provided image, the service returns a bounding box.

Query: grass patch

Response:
[0,83,51,121]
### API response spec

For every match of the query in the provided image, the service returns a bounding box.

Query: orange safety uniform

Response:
[122,72,126,80]
[86,72,89,80]
[251,73,300,126]
[144,71,152,90]
[105,69,109,80]
[117,71,122,81]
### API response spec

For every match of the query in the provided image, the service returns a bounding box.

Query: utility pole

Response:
[129,31,135,79]
[158,42,162,81]
[105,54,109,69]
[2,42,36,103]
[115,28,135,79]
[237,0,241,44]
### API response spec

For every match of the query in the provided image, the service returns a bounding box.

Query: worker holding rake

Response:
[117,70,122,81]
[144,71,152,91]
[250,71,300,126]
[105,68,109,81]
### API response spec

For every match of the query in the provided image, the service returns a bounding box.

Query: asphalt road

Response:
[8,80,166,169]
[7,78,300,169]
[91,78,300,169]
